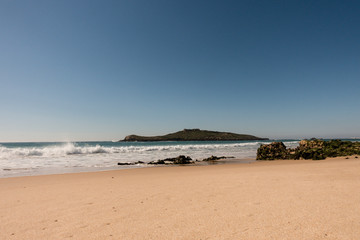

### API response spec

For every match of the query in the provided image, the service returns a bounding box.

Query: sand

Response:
[1,157,360,240]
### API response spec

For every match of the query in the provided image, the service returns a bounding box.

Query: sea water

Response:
[0,140,301,177]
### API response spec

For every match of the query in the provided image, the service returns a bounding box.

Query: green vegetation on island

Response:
[120,129,268,142]
[257,139,360,160]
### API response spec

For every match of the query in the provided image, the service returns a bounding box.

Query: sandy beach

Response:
[1,157,360,240]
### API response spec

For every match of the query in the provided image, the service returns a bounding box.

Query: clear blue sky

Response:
[1,0,359,142]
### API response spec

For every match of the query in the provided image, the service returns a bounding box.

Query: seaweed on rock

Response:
[257,139,360,161]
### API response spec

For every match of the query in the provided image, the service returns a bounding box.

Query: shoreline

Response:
[0,158,255,179]
[0,140,275,178]
[1,156,360,239]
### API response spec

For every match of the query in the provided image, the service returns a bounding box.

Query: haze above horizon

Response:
[1,0,359,142]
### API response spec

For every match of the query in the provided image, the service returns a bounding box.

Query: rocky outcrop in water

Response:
[257,139,360,160]
[202,155,234,161]
[148,155,194,165]
[117,161,145,165]
[256,142,289,160]
[117,155,237,166]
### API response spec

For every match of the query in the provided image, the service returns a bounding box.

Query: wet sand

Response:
[1,156,360,239]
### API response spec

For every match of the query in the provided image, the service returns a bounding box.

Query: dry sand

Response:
[1,156,360,240]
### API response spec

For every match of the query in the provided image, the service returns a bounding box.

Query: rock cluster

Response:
[202,155,233,161]
[117,155,234,166]
[256,142,289,160]
[257,139,360,160]
[117,161,145,166]
[148,155,194,165]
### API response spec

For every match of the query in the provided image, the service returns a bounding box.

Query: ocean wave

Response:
[0,143,110,159]
[1,142,252,159]
[0,140,303,177]
[0,141,299,160]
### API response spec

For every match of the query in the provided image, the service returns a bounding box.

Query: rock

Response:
[257,139,360,161]
[148,160,164,165]
[117,162,134,165]
[256,142,289,160]
[148,155,194,165]
[117,161,145,165]
[202,155,231,161]
[173,155,194,164]
[298,139,324,150]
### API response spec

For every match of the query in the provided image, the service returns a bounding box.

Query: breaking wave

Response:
[0,141,287,159]
[0,143,109,159]
[0,140,300,177]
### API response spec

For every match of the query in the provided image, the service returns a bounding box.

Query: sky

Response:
[0,0,359,142]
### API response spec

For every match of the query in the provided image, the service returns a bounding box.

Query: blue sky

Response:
[1,0,359,142]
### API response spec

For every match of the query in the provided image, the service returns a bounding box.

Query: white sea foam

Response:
[0,141,272,159]
[0,143,103,159]
[0,140,300,177]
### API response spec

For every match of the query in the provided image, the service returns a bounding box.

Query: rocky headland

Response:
[120,129,268,142]
[257,139,360,160]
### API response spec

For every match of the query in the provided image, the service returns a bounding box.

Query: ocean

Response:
[5,139,358,177]
[0,140,305,178]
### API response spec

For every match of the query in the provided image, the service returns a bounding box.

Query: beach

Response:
[1,156,360,240]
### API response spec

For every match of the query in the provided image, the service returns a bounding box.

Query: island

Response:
[120,129,268,142]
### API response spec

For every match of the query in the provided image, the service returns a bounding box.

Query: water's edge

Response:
[1,139,356,177]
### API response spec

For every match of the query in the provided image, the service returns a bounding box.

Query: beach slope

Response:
[1,157,360,239]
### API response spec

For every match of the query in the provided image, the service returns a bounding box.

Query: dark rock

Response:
[202,155,232,161]
[117,161,145,166]
[117,162,134,165]
[256,142,289,160]
[257,139,360,161]
[296,140,326,160]
[173,155,193,164]
[148,155,194,165]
